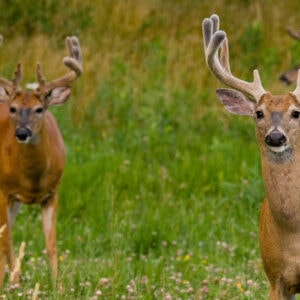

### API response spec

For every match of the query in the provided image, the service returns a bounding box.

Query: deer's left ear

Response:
[46,87,71,106]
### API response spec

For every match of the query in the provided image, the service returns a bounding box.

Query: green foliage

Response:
[0,0,92,38]
[291,40,300,66]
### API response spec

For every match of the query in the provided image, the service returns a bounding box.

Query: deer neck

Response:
[17,124,50,177]
[260,146,300,230]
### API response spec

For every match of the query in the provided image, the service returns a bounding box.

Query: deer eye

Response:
[256,110,264,119]
[35,107,44,114]
[9,106,17,114]
[291,110,300,119]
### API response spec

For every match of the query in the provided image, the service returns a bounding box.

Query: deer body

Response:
[260,139,300,297]
[0,36,82,286]
[203,15,300,299]
[0,106,64,283]
[0,107,65,203]
[257,95,300,297]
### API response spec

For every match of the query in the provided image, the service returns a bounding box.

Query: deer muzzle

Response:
[264,129,288,152]
[14,108,33,143]
[15,127,32,143]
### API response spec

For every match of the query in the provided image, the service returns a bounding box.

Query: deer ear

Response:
[0,87,9,103]
[216,88,256,116]
[46,87,71,106]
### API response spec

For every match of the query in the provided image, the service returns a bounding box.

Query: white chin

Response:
[16,138,31,144]
[268,145,289,153]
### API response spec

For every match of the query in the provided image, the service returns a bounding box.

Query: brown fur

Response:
[258,95,300,299]
[218,90,300,299]
[0,94,65,286]
[0,36,82,286]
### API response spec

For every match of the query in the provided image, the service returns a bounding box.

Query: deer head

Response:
[203,14,300,161]
[0,36,82,144]
[279,27,300,85]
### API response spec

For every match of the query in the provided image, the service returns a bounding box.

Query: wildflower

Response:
[236,282,244,292]
[164,293,172,300]
[126,285,135,295]
[183,254,190,262]
[141,276,148,284]
[200,286,209,294]
[99,278,110,286]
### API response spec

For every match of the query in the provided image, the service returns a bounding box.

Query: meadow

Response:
[0,0,300,299]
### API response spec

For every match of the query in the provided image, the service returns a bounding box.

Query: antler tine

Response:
[12,63,22,92]
[202,14,266,101]
[36,63,46,88]
[220,35,231,74]
[37,36,83,94]
[63,36,83,77]
[292,69,300,98]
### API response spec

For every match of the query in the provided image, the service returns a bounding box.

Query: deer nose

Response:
[15,127,32,142]
[265,130,287,147]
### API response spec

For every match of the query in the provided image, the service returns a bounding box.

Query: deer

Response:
[0,35,82,286]
[203,14,300,299]
[280,28,300,85]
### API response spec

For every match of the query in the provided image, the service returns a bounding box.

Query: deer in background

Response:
[203,14,300,299]
[0,36,82,286]
[280,28,300,85]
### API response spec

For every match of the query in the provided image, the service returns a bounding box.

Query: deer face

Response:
[203,14,300,162]
[216,89,300,156]
[255,93,300,154]
[8,91,46,144]
[0,36,82,145]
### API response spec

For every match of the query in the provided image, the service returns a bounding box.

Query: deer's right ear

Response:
[0,87,9,103]
[216,88,255,116]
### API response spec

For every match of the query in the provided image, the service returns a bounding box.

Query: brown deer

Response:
[280,28,300,85]
[203,14,300,299]
[0,36,82,286]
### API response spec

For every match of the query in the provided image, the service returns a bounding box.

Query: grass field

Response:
[0,0,300,299]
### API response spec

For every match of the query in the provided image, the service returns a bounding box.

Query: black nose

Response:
[15,127,32,142]
[265,130,287,147]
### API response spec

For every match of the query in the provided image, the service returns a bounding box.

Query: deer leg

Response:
[7,201,21,267]
[0,225,8,287]
[269,287,296,300]
[7,200,22,284]
[41,194,58,278]
[0,191,13,287]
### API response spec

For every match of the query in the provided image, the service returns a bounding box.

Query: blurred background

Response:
[1,0,300,299]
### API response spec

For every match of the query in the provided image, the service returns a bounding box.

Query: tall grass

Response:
[0,0,300,299]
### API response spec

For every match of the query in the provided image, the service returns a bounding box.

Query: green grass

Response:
[1,0,300,299]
